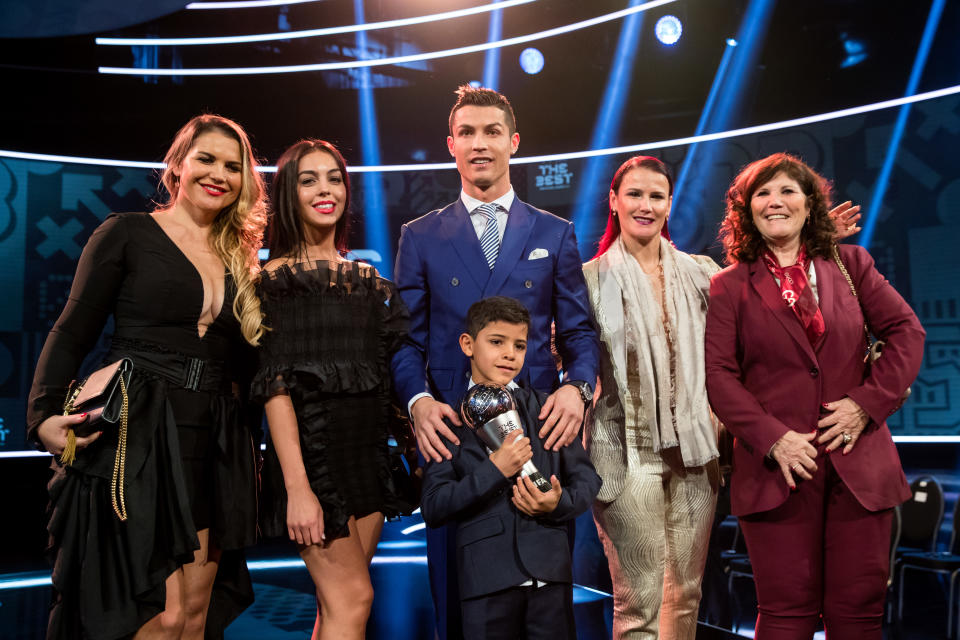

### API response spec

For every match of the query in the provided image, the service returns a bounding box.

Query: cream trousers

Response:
[594,454,718,640]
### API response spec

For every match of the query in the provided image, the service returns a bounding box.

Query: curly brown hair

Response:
[719,152,836,264]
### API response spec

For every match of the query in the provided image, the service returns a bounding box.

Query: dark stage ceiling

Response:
[0,0,957,167]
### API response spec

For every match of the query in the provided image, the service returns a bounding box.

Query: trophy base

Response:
[524,471,552,493]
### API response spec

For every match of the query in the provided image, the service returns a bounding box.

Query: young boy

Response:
[420,296,602,640]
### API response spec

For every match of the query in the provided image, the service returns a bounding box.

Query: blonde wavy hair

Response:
[159,114,267,345]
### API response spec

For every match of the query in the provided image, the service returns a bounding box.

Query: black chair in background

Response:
[720,517,748,565]
[699,485,739,630]
[725,519,753,632]
[888,475,944,631]
[886,505,902,624]
[898,492,960,637]
[897,475,945,555]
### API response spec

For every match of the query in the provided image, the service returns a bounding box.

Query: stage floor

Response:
[0,514,944,638]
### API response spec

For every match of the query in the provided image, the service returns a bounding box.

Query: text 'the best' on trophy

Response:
[460,383,552,493]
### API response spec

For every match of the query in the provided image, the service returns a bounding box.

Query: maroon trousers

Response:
[739,451,893,640]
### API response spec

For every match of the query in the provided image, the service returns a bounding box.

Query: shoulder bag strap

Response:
[832,244,876,356]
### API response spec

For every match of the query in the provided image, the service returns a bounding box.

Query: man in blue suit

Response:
[392,85,599,639]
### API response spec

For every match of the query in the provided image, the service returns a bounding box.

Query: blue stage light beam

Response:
[483,0,504,90]
[670,38,737,241]
[669,0,776,250]
[353,0,390,278]
[860,0,946,249]
[0,573,52,590]
[570,0,646,259]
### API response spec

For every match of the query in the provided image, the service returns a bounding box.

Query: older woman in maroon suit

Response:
[704,152,924,639]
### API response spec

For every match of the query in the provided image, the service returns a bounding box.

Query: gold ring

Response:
[842,432,852,445]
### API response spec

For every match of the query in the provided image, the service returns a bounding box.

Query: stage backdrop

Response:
[2,91,958,452]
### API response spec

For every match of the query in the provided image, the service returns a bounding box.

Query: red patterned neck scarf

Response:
[761,245,825,346]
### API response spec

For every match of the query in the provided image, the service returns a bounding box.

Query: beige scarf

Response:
[608,235,718,467]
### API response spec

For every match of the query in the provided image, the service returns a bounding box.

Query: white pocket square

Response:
[528,248,549,260]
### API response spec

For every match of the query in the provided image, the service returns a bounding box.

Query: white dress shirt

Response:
[469,377,519,392]
[462,188,514,245]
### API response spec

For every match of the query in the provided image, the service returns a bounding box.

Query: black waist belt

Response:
[108,336,230,394]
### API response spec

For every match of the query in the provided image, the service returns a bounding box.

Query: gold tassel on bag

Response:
[60,384,81,466]
[60,430,78,466]
[58,359,132,521]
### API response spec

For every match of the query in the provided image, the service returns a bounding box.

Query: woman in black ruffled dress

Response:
[27,115,267,638]
[254,139,410,638]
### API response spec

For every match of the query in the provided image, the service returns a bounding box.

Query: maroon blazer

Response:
[705,244,924,517]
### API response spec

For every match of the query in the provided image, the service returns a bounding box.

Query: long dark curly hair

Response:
[719,152,836,264]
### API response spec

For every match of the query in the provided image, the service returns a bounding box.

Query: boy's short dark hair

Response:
[448,85,518,135]
[465,296,530,338]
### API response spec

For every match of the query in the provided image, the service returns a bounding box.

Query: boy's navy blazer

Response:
[391,197,599,406]
[420,385,602,600]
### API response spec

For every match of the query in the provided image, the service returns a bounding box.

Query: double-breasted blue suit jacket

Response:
[391,197,599,407]
[420,386,602,600]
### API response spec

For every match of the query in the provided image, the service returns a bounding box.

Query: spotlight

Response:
[519,47,544,74]
[726,38,738,47]
[655,15,682,45]
[840,33,867,68]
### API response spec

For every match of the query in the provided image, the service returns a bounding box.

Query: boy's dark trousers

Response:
[461,582,575,640]
[421,385,601,640]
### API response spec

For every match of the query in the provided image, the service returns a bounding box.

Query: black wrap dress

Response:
[27,212,258,639]
[253,260,410,541]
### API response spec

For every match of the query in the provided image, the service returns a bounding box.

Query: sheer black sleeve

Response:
[26,214,129,442]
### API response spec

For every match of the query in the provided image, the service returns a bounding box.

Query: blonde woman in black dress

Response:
[28,114,267,639]
[254,139,409,639]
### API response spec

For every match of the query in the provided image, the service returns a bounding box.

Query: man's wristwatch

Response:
[563,380,593,405]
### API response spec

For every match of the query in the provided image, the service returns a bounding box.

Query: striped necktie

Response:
[475,202,501,269]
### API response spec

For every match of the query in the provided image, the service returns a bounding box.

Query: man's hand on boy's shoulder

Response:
[489,430,532,478]
[536,384,585,451]
[512,474,562,516]
[412,396,462,463]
